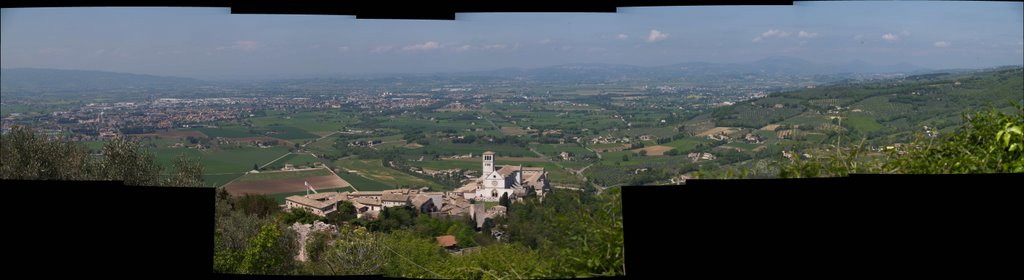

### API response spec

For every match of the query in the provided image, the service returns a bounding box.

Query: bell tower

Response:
[482,151,495,175]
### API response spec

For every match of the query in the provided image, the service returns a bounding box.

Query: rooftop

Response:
[436,235,458,248]
[286,192,344,209]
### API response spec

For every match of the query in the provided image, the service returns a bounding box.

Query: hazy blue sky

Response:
[2,2,1022,80]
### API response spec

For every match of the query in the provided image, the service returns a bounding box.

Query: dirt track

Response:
[636,145,675,156]
[224,175,351,195]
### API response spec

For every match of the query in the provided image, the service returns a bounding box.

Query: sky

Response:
[2,2,1022,80]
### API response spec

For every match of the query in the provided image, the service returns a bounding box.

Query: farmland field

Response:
[233,168,333,182]
[663,138,706,152]
[204,173,244,187]
[334,159,446,190]
[250,111,357,134]
[336,172,396,191]
[223,172,351,195]
[634,145,675,156]
[530,144,594,157]
[187,126,260,138]
[151,146,290,174]
[845,114,885,133]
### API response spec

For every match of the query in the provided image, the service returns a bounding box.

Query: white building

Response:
[455,151,550,202]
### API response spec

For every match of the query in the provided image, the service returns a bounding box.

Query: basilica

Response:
[454,151,550,201]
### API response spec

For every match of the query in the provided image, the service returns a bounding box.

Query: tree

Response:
[239,219,297,275]
[775,105,1024,178]
[499,193,511,208]
[253,163,260,171]
[282,208,323,225]
[315,226,390,275]
[0,127,204,187]
[166,154,204,187]
[234,194,281,218]
[665,149,680,156]
[621,154,629,162]
[638,150,648,156]
[326,201,357,226]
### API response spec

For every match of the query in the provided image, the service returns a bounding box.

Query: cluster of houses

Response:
[284,151,549,229]
[590,135,633,145]
[687,152,717,163]
[348,139,383,148]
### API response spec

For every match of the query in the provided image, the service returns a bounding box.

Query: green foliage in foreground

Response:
[0,126,204,186]
[703,105,1024,179]
[214,186,624,278]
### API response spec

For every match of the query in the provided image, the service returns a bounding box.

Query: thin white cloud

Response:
[402,41,442,51]
[882,33,900,42]
[934,41,951,48]
[900,30,911,37]
[798,31,818,39]
[453,44,472,52]
[370,46,394,53]
[647,30,668,43]
[337,46,350,52]
[540,38,551,44]
[310,44,321,49]
[217,40,262,51]
[753,29,792,42]
[762,29,792,38]
[616,34,629,40]
[483,44,507,50]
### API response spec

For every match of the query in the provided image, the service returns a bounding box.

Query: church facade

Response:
[456,151,550,201]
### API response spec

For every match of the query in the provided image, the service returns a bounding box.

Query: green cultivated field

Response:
[664,138,706,152]
[151,146,290,174]
[530,144,593,157]
[187,126,260,138]
[409,160,479,171]
[233,168,333,182]
[204,174,244,187]
[336,172,395,191]
[335,159,445,190]
[413,142,533,157]
[722,142,760,151]
[845,114,884,133]
[260,125,319,140]
[250,111,357,134]
[263,153,322,169]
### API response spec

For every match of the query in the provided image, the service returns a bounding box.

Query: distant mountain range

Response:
[452,57,933,81]
[0,68,210,93]
[0,58,982,93]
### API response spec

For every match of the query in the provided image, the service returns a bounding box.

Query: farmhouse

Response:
[454,151,550,202]
[284,192,345,217]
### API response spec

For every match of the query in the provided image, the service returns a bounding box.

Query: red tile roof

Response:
[436,235,458,247]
